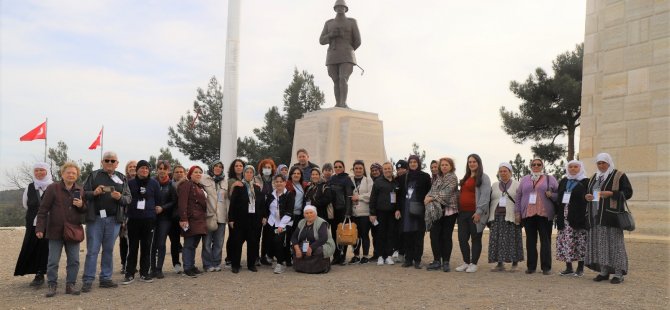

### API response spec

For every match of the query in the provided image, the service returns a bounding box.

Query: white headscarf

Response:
[565,160,586,181]
[303,205,317,214]
[595,153,615,180]
[498,162,513,173]
[33,162,53,191]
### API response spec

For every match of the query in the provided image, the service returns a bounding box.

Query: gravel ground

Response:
[1,228,668,310]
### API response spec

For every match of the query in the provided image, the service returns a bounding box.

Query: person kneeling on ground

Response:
[291,205,335,274]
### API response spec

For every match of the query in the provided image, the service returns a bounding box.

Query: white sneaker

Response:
[213,266,222,272]
[392,251,399,259]
[385,257,395,265]
[465,264,478,273]
[174,263,182,274]
[377,257,384,266]
[206,267,216,272]
[273,263,286,274]
[455,263,469,272]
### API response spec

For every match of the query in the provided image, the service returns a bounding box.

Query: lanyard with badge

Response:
[562,180,579,204]
[498,180,514,207]
[529,175,544,205]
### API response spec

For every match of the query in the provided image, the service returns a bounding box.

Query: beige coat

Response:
[488,179,520,223]
[201,175,229,224]
[350,176,373,217]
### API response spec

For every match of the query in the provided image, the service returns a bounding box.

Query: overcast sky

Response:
[0,0,586,187]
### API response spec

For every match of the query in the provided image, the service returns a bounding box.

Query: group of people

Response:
[14,148,634,297]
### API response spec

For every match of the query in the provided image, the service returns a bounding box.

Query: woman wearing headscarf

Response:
[514,158,558,275]
[255,158,276,266]
[349,160,374,264]
[119,160,137,274]
[14,162,53,287]
[397,155,432,269]
[35,162,86,297]
[264,174,295,274]
[369,162,382,181]
[487,162,522,272]
[277,164,289,179]
[328,160,355,265]
[178,166,208,278]
[201,160,228,272]
[425,157,459,272]
[585,153,633,284]
[150,160,178,279]
[455,154,491,273]
[292,205,335,274]
[555,160,589,277]
[224,158,245,267]
[228,165,267,273]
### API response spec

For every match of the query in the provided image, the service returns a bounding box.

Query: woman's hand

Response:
[306,245,312,257]
[233,181,243,188]
[424,196,433,205]
[277,226,284,233]
[545,191,552,198]
[72,198,83,208]
[179,221,189,230]
[294,245,302,258]
[369,215,377,224]
[514,214,521,225]
[472,213,481,224]
[36,232,44,239]
[155,206,163,214]
[394,210,401,220]
[229,222,234,229]
[262,218,267,225]
[352,194,359,202]
[600,191,613,198]
[585,194,594,201]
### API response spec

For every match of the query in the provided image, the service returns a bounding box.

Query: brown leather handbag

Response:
[63,221,84,243]
[336,217,358,246]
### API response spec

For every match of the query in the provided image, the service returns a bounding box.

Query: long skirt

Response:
[293,248,330,274]
[14,224,49,276]
[487,214,524,263]
[556,223,587,262]
[586,224,628,275]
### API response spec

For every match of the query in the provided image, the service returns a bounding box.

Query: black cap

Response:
[136,160,151,171]
[395,160,408,170]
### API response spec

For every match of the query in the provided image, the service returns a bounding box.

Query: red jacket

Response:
[178,180,208,237]
[36,181,87,240]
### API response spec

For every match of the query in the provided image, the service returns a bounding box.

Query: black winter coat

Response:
[555,178,590,230]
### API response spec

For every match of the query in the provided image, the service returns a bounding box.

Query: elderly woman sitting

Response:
[291,205,335,274]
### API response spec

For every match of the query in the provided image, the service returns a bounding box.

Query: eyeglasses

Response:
[104,159,117,163]
[531,163,543,167]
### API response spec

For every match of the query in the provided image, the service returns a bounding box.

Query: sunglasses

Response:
[104,159,117,163]
[531,163,543,167]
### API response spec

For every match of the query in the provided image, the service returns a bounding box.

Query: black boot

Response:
[560,262,574,276]
[30,274,45,287]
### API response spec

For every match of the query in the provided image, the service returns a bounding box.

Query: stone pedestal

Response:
[290,107,387,169]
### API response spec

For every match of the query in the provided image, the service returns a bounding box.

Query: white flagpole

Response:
[221,0,241,167]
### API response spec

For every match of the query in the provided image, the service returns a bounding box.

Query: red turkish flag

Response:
[19,121,47,141]
[88,128,103,150]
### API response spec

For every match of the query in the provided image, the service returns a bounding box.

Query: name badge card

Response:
[218,191,224,203]
[562,192,571,204]
[302,241,309,252]
[33,217,37,226]
[248,202,255,213]
[407,188,414,199]
[390,192,396,203]
[99,210,107,218]
[111,175,123,184]
[499,196,507,207]
[592,191,600,202]
[529,192,537,204]
[137,200,146,210]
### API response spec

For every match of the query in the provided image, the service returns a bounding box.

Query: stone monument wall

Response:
[579,0,669,234]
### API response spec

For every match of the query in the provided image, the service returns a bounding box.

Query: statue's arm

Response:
[319,22,331,45]
[351,19,361,50]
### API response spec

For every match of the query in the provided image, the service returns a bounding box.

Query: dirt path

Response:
[1,228,668,309]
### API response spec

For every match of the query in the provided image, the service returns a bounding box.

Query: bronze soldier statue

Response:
[319,0,361,108]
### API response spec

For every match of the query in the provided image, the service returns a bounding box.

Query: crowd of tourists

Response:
[14,148,634,297]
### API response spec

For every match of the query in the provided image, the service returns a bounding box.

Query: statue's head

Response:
[333,0,348,13]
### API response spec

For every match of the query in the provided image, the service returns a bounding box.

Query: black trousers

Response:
[229,223,260,269]
[261,224,274,259]
[523,215,553,271]
[394,217,403,255]
[269,226,290,264]
[375,210,396,259]
[403,231,424,263]
[126,218,155,277]
[353,216,371,256]
[457,211,482,264]
[119,235,128,266]
[430,214,457,262]
[169,218,182,265]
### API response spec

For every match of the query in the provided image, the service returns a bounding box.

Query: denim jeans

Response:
[83,216,120,283]
[47,239,80,285]
[201,223,226,269]
[183,235,203,271]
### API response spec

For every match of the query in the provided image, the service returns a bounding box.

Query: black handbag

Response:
[616,195,635,231]
[409,201,425,217]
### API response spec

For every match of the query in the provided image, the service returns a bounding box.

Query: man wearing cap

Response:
[319,0,361,108]
[395,160,408,177]
[122,160,162,284]
[82,151,132,292]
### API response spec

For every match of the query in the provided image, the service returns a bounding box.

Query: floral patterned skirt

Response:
[488,214,524,263]
[556,223,587,262]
